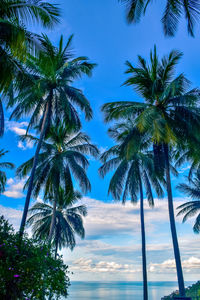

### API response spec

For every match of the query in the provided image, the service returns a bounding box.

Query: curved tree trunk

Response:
[163,144,185,297]
[19,101,50,237]
[139,173,148,300]
[48,200,57,242]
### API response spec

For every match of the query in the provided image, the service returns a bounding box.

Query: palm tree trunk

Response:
[48,232,59,300]
[139,173,148,300]
[55,238,58,259]
[48,200,56,242]
[163,143,185,297]
[19,101,50,237]
[0,100,4,137]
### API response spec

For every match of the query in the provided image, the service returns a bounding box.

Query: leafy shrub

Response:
[162,281,200,299]
[0,216,70,299]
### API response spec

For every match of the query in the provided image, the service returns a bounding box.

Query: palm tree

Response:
[102,46,200,296]
[0,0,60,92]
[177,172,200,233]
[27,188,85,300]
[0,1,60,138]
[27,188,87,257]
[119,0,200,36]
[0,149,14,194]
[17,122,98,236]
[99,121,163,300]
[9,35,96,236]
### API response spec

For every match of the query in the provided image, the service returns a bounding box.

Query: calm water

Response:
[66,281,194,299]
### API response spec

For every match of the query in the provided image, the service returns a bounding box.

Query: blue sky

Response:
[1,0,200,282]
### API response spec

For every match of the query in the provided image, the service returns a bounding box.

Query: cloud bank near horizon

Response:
[1,195,199,281]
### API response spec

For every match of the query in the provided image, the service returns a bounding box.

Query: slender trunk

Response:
[139,173,148,300]
[48,200,56,242]
[19,101,50,237]
[48,233,58,300]
[55,238,58,259]
[0,99,4,136]
[163,144,185,297]
[45,199,56,300]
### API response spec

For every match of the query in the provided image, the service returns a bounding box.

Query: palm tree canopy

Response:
[27,189,87,250]
[8,35,96,133]
[0,149,15,194]
[99,120,163,204]
[17,122,99,198]
[0,0,60,92]
[119,0,200,36]
[102,47,200,163]
[1,0,60,28]
[177,171,200,233]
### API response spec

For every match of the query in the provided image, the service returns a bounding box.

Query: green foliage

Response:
[17,123,99,198]
[0,0,60,138]
[0,216,70,299]
[177,171,200,233]
[119,0,200,36]
[0,149,14,194]
[27,189,87,251]
[8,35,96,134]
[0,0,60,93]
[13,35,96,237]
[163,280,200,299]
[99,120,163,203]
[102,46,196,295]
[102,46,200,161]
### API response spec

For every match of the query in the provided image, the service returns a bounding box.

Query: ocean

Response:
[66,281,194,299]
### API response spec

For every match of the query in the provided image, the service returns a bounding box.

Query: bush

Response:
[0,216,70,299]
[162,281,200,299]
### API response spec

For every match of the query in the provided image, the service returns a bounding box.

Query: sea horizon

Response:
[70,280,195,283]
[66,281,195,299]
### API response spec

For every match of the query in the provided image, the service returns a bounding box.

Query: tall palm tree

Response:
[99,121,163,300]
[102,46,200,296]
[27,188,87,257]
[119,0,200,36]
[17,122,98,236]
[177,172,200,233]
[0,149,14,194]
[9,35,96,236]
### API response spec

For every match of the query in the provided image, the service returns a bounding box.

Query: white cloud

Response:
[0,205,22,229]
[5,120,34,150]
[72,257,140,274]
[6,120,28,133]
[79,197,185,240]
[3,177,26,198]
[149,257,200,274]
[7,178,14,185]
[61,197,200,281]
[179,165,191,174]
[0,196,200,281]
[11,127,26,135]
[18,141,26,150]
[17,140,34,151]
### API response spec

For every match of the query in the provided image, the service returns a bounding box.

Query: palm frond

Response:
[177,183,200,199]
[193,214,200,233]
